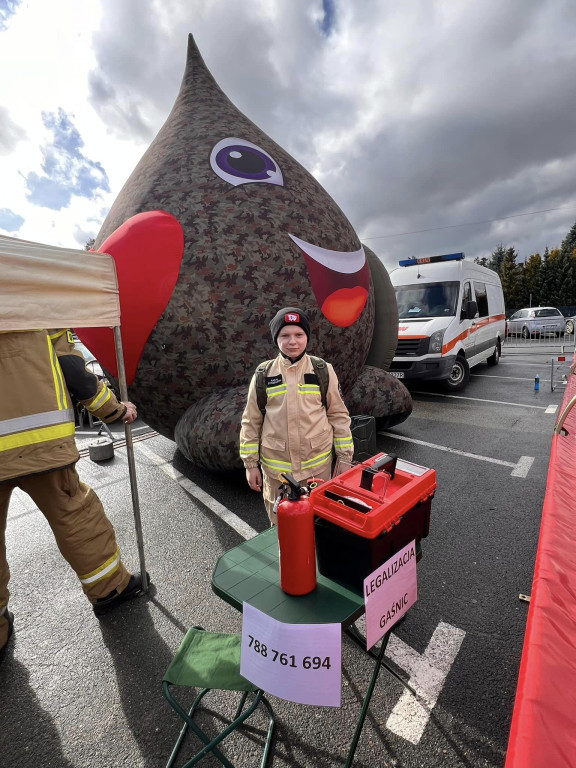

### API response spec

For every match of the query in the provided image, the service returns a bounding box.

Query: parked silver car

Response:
[506,306,566,338]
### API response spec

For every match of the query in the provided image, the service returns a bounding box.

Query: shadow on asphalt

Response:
[97,595,177,768]
[0,644,75,767]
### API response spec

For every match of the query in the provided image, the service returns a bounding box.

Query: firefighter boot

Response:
[93,572,149,617]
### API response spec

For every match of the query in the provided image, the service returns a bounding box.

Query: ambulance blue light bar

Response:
[399,252,465,267]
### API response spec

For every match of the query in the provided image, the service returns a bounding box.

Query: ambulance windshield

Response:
[395,281,459,319]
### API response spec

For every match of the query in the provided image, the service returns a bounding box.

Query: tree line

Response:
[474,219,576,314]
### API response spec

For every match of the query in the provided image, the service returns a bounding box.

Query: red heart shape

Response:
[76,210,183,384]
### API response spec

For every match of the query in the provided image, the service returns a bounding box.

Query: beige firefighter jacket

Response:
[0,329,127,482]
[239,353,354,482]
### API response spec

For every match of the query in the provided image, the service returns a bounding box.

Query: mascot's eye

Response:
[210,137,283,187]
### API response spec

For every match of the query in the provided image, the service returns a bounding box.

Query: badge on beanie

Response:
[285,312,299,323]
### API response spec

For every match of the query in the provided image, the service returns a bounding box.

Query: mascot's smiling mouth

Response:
[288,233,369,327]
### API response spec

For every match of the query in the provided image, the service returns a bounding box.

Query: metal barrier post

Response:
[554,394,576,435]
[551,356,568,393]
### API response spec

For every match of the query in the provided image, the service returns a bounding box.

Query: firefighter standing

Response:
[240,307,354,523]
[0,329,147,655]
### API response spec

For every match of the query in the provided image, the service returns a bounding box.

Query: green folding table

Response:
[211,526,416,767]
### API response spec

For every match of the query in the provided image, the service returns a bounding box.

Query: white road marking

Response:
[471,374,551,382]
[135,442,468,745]
[135,442,258,540]
[379,432,534,477]
[386,622,466,744]
[545,404,559,414]
[412,391,548,410]
[510,455,535,478]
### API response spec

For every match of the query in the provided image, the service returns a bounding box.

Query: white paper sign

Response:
[240,602,341,706]
[364,540,417,649]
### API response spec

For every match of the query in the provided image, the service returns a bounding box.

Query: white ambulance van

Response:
[388,252,505,391]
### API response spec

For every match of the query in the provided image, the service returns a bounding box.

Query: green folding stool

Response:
[162,627,275,767]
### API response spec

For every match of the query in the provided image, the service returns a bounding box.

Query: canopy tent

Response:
[0,234,120,330]
[0,234,148,590]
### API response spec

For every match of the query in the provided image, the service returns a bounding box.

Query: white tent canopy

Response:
[0,234,120,331]
[0,233,147,590]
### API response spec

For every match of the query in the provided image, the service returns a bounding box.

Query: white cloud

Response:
[1,0,575,263]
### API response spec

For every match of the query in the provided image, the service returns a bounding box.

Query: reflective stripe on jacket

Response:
[0,330,126,482]
[239,353,353,482]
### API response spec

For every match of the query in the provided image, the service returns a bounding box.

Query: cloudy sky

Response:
[1,0,576,269]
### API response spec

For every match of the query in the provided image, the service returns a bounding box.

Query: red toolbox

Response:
[310,453,436,591]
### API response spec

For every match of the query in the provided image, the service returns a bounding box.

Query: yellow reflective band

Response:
[51,341,68,410]
[48,329,68,340]
[47,334,66,411]
[80,549,121,585]
[240,447,259,457]
[301,449,332,469]
[0,408,74,437]
[334,437,354,447]
[85,385,111,412]
[260,455,292,470]
[298,385,320,394]
[302,456,331,470]
[266,385,286,398]
[0,421,75,452]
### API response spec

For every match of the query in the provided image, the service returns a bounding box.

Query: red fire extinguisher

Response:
[276,473,316,595]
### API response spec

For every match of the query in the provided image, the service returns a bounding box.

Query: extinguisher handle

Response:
[280,473,304,500]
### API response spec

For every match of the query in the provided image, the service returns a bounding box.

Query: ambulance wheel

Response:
[487,340,501,366]
[443,356,469,391]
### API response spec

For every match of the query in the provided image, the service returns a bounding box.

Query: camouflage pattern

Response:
[92,35,411,470]
[344,366,413,429]
[364,245,400,370]
[175,386,250,471]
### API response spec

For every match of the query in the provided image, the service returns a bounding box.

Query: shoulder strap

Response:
[309,355,329,409]
[255,359,274,416]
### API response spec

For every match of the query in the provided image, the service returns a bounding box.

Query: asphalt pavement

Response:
[1,340,572,767]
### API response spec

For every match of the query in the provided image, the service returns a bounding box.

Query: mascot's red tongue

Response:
[76,211,184,385]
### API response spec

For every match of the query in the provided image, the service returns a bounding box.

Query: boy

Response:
[240,307,354,523]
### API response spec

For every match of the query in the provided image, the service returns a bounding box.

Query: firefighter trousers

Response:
[262,462,332,525]
[0,465,130,648]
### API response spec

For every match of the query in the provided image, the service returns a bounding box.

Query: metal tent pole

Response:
[113,326,148,592]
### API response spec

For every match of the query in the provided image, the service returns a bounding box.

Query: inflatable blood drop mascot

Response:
[77,35,411,471]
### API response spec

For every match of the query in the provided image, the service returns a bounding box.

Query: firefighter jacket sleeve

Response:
[325,363,354,461]
[239,372,263,470]
[50,330,127,424]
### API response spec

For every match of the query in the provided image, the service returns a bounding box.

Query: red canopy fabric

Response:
[505,355,576,767]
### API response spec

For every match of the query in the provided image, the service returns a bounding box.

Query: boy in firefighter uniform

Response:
[240,307,354,523]
[0,329,146,654]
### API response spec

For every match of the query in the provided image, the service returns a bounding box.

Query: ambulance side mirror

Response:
[463,300,477,320]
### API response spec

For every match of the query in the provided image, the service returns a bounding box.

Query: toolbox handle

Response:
[370,453,397,478]
[360,453,398,491]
